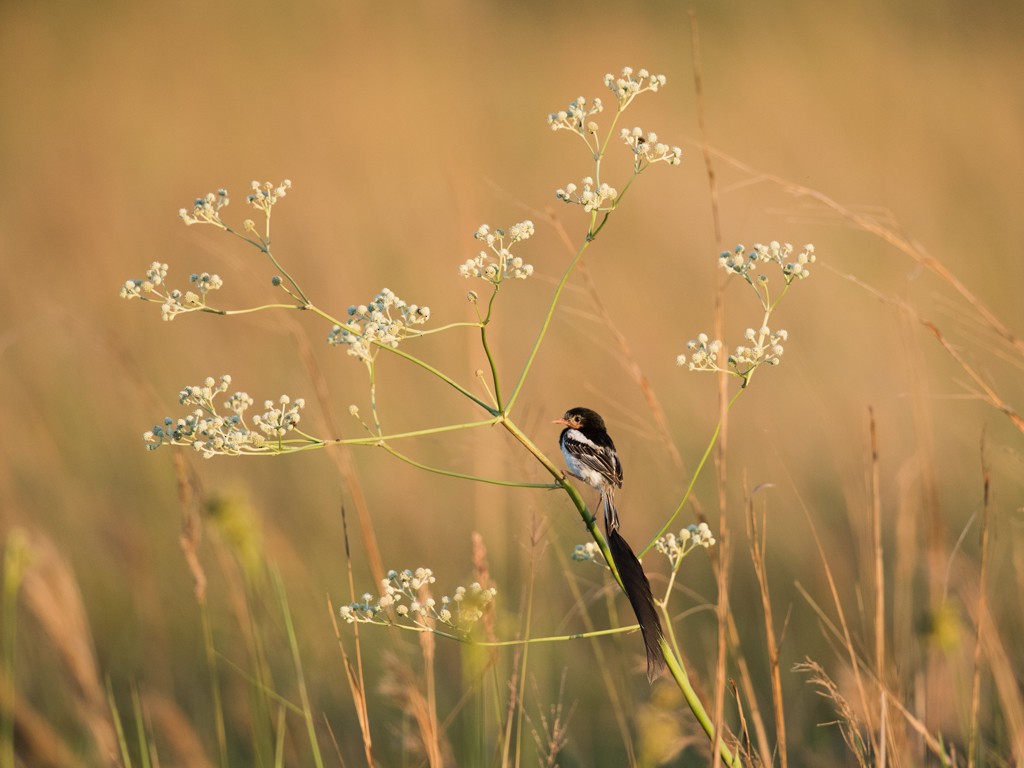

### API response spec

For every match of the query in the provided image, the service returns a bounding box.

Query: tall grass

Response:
[1,3,1022,766]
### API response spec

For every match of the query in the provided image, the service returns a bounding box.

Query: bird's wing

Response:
[562,429,623,487]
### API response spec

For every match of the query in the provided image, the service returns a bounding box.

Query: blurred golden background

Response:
[1,0,1022,765]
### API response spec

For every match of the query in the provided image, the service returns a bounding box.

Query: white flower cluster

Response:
[732,327,788,371]
[246,179,292,216]
[252,394,305,437]
[604,67,667,107]
[719,242,817,284]
[677,327,788,376]
[119,262,223,321]
[681,242,818,380]
[654,523,717,567]
[555,177,618,212]
[339,568,497,634]
[677,333,723,371]
[571,541,604,565]
[179,188,230,228]
[459,221,536,284]
[142,375,308,458]
[620,127,682,170]
[327,288,431,361]
[547,96,604,135]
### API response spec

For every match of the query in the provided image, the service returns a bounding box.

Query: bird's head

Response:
[553,407,605,431]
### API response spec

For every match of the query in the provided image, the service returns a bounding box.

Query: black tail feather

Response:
[607,526,666,681]
[601,489,620,534]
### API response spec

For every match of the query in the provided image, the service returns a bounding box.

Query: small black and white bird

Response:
[553,406,623,534]
[554,406,666,681]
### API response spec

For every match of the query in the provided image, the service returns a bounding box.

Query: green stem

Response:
[505,243,591,414]
[661,636,741,767]
[219,303,304,315]
[368,619,645,646]
[336,417,502,445]
[642,387,745,555]
[379,444,560,489]
[262,245,310,306]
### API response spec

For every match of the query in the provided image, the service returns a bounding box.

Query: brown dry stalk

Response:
[920,320,1024,434]
[967,437,990,768]
[332,504,374,767]
[797,586,962,764]
[830,265,1023,436]
[724,612,772,763]
[744,480,787,767]
[0,667,85,768]
[867,408,888,766]
[327,602,374,768]
[798,514,879,754]
[416,580,444,768]
[19,532,118,765]
[141,690,214,768]
[471,532,498,646]
[688,13,735,767]
[173,452,207,604]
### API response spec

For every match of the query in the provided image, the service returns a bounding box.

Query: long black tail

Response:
[607,525,667,682]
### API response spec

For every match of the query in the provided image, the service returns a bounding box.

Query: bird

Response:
[553,407,623,533]
[554,407,666,680]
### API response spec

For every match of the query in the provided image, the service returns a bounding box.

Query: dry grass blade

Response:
[966,436,990,768]
[724,613,772,763]
[378,655,452,768]
[827,265,1024,436]
[867,408,888,767]
[795,585,960,764]
[744,478,787,767]
[141,690,214,768]
[19,531,118,764]
[173,452,206,604]
[332,503,375,767]
[0,666,85,768]
[524,672,574,768]
[794,659,869,767]
[797,511,879,754]
[328,598,374,768]
[415,578,443,768]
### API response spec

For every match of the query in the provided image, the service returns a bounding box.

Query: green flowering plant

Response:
[122,66,819,767]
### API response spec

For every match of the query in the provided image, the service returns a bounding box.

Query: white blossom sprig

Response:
[554,177,618,213]
[619,127,682,171]
[119,261,224,321]
[604,66,667,109]
[179,189,230,228]
[459,221,536,284]
[547,96,604,138]
[339,567,497,636]
[246,179,292,219]
[679,242,818,386]
[548,67,680,222]
[327,288,431,362]
[719,242,816,285]
[142,375,314,458]
[654,523,717,570]
[571,541,605,566]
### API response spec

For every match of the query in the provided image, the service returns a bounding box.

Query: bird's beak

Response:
[552,418,569,426]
